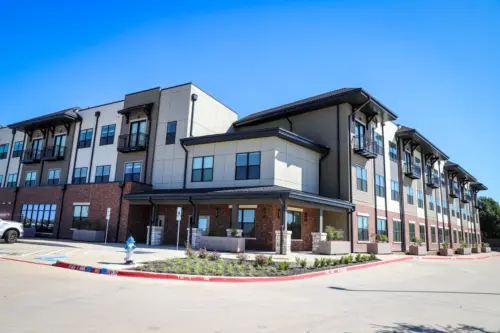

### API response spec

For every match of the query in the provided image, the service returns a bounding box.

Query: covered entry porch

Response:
[124,186,354,254]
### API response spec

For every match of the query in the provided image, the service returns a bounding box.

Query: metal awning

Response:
[8,107,81,132]
[470,182,487,191]
[444,162,477,182]
[396,126,449,160]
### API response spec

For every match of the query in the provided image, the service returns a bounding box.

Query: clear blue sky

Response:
[1,0,498,199]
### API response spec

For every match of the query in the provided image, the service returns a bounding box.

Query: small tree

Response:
[479,197,500,238]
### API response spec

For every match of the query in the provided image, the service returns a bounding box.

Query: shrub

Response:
[441,241,449,249]
[482,242,489,247]
[198,248,209,259]
[326,226,344,241]
[355,253,362,262]
[332,259,339,266]
[300,258,307,268]
[236,252,248,264]
[320,258,328,267]
[208,251,221,261]
[369,253,376,261]
[295,257,302,266]
[268,256,274,265]
[277,261,290,271]
[460,241,468,249]
[231,228,238,237]
[340,256,347,265]
[326,258,334,266]
[185,247,197,258]
[254,254,269,267]
[411,237,424,246]
[376,234,388,243]
[472,243,478,248]
[314,258,321,268]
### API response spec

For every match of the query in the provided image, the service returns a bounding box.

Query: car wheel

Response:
[3,230,18,244]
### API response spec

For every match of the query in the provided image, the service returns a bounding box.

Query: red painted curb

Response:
[421,253,500,261]
[0,257,53,266]
[53,257,413,283]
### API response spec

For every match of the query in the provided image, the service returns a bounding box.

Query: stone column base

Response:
[311,232,327,253]
[275,230,292,255]
[226,228,243,237]
[187,228,202,249]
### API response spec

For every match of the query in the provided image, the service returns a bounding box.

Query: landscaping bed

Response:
[132,250,379,277]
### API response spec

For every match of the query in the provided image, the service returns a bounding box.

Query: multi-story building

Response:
[0,86,487,254]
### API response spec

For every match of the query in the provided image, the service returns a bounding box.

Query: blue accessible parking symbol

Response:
[34,256,68,262]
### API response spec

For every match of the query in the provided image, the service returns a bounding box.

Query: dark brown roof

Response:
[8,107,81,131]
[396,125,449,160]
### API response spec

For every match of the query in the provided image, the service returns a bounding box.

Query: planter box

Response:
[409,245,427,256]
[481,247,491,253]
[72,229,105,242]
[471,247,480,254]
[317,241,350,255]
[367,242,392,254]
[439,248,454,256]
[199,236,245,253]
[23,227,36,238]
[457,248,472,255]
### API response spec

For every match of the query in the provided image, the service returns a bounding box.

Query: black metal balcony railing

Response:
[352,135,377,159]
[426,175,439,188]
[449,185,459,198]
[43,146,66,161]
[461,192,471,203]
[117,133,149,152]
[21,149,43,164]
[404,162,421,179]
[475,200,483,210]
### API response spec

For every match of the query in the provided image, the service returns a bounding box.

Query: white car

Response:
[0,219,24,244]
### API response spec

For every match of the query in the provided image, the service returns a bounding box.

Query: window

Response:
[0,144,8,159]
[375,133,383,155]
[7,174,17,188]
[391,180,399,201]
[393,220,402,242]
[356,166,368,192]
[73,167,88,184]
[95,165,111,183]
[389,141,397,161]
[165,121,177,145]
[436,195,441,213]
[407,185,414,205]
[443,200,448,215]
[25,171,37,187]
[48,169,61,185]
[453,229,458,243]
[414,157,421,171]
[287,211,302,240]
[464,232,468,243]
[0,175,3,186]
[192,156,214,182]
[375,175,385,197]
[235,152,260,180]
[357,215,369,241]
[431,226,437,243]
[451,203,455,216]
[409,223,416,241]
[419,224,426,241]
[100,124,116,146]
[438,228,443,243]
[20,204,56,232]
[444,228,450,242]
[12,141,23,158]
[428,194,434,210]
[376,218,387,236]
[441,173,446,186]
[124,162,142,182]
[417,191,423,208]
[78,129,93,148]
[198,216,210,236]
[238,209,255,237]
[72,205,89,229]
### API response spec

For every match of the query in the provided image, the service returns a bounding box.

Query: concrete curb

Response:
[0,257,53,266]
[53,257,414,283]
[419,253,500,261]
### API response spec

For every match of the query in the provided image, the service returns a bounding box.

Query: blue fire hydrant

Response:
[124,236,136,265]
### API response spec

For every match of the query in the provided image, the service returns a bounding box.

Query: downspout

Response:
[437,159,445,248]
[444,170,453,248]
[278,196,287,255]
[38,129,49,186]
[458,181,465,241]
[182,93,197,190]
[148,197,155,246]
[336,105,341,198]
[381,123,389,231]
[149,92,162,188]
[71,120,82,184]
[181,142,188,189]
[286,117,293,132]
[189,93,198,137]
[115,182,125,242]
[16,132,26,187]
[144,109,153,184]
[396,137,407,251]
[87,111,100,183]
[55,184,67,239]
[372,125,378,237]
[188,196,196,247]
[10,187,18,221]
[421,158,432,251]
[3,129,15,187]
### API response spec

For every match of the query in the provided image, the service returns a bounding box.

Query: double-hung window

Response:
[73,167,88,184]
[431,226,437,243]
[453,229,458,243]
[95,165,111,183]
[438,227,443,243]
[375,133,383,155]
[165,121,177,145]
[441,173,446,186]
[407,185,414,205]
[287,211,302,240]
[124,162,142,182]
[450,203,455,216]
[25,171,37,187]
[393,220,402,242]
[428,194,434,210]
[419,224,426,241]
[48,169,61,185]
[376,218,387,236]
[436,195,441,213]
[409,223,416,241]
[443,200,448,215]
[357,215,369,241]
[238,209,255,238]
[0,144,8,159]
[78,129,93,148]
[417,191,423,208]
[235,152,260,180]
[72,205,89,229]
[192,156,214,182]
[7,174,17,188]
[12,141,23,158]
[391,180,399,201]
[375,175,385,197]
[100,124,115,146]
[389,141,397,161]
[356,166,368,192]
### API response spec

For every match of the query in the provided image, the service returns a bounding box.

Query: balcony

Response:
[461,192,471,203]
[404,162,421,179]
[117,133,148,153]
[449,186,460,198]
[426,176,439,188]
[43,146,66,161]
[21,149,43,164]
[475,200,483,210]
[352,136,377,159]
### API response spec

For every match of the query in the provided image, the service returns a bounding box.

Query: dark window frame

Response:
[357,215,369,242]
[165,121,177,145]
[73,167,88,184]
[100,124,116,146]
[356,165,368,192]
[124,162,142,182]
[0,143,8,159]
[409,223,416,241]
[391,180,399,201]
[388,141,397,161]
[235,152,261,180]
[407,185,414,205]
[7,174,17,188]
[47,169,61,185]
[376,218,387,236]
[431,226,437,243]
[238,208,256,238]
[287,211,302,240]
[419,224,426,241]
[393,220,402,242]
[24,171,37,187]
[95,165,111,183]
[72,205,89,229]
[12,141,24,158]
[20,203,56,231]
[375,174,385,197]
[417,191,424,208]
[191,156,214,182]
[78,129,93,149]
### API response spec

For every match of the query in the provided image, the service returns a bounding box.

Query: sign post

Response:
[176,207,182,250]
[105,208,111,244]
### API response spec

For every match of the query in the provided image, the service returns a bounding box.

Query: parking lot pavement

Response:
[1,254,500,333]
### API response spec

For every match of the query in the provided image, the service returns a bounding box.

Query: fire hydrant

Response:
[124,236,136,265]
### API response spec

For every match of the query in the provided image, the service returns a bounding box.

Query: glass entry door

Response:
[129,120,147,147]
[54,135,66,157]
[32,138,43,159]
[354,122,365,149]
[198,216,210,236]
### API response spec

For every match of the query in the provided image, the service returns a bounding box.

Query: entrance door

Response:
[198,216,210,236]
[129,120,147,147]
[32,138,42,159]
[354,122,365,149]
[54,135,66,158]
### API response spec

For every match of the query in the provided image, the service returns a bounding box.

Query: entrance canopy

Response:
[124,185,355,213]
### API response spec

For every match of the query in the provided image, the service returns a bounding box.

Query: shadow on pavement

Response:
[329,286,500,296]
[371,323,499,333]
[18,240,78,248]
